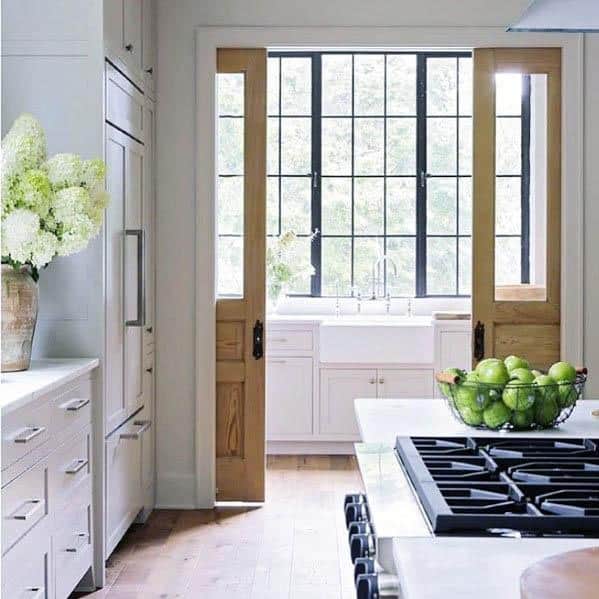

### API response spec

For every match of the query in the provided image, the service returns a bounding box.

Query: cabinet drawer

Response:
[50,428,91,511]
[105,420,142,558]
[267,329,313,353]
[106,62,145,141]
[2,458,49,555]
[54,503,92,599]
[51,379,92,440]
[378,369,434,399]
[2,517,50,599]
[2,399,52,472]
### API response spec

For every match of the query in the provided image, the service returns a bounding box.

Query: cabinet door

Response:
[143,99,155,340]
[105,124,145,433]
[123,0,143,72]
[378,369,434,399]
[142,0,156,97]
[319,369,377,438]
[105,422,142,558]
[266,357,313,439]
[439,331,472,372]
[104,0,124,56]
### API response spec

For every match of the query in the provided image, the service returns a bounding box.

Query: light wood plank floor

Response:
[73,456,362,599]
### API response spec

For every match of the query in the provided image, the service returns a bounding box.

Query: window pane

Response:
[354,54,384,115]
[281,177,311,234]
[354,118,384,175]
[427,237,457,295]
[267,177,279,236]
[322,177,351,235]
[218,118,244,175]
[387,55,416,115]
[458,117,472,175]
[267,57,280,115]
[322,55,352,116]
[427,118,457,175]
[285,236,313,294]
[354,177,384,235]
[217,73,244,116]
[322,118,352,175]
[281,57,311,115]
[458,177,472,235]
[496,73,522,116]
[354,237,384,294]
[496,177,521,235]
[387,237,416,296]
[217,176,243,235]
[217,237,243,296]
[427,58,457,115]
[281,117,311,174]
[387,178,416,235]
[267,117,279,175]
[496,236,521,286]
[427,177,457,235]
[458,57,472,116]
[387,118,416,175]
[496,118,521,175]
[458,237,471,295]
[322,237,351,295]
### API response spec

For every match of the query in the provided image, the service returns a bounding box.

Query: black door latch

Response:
[252,319,264,360]
[473,320,485,362]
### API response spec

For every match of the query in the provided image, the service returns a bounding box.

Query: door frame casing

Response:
[194,26,584,508]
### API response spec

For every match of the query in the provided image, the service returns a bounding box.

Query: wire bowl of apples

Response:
[436,357,588,430]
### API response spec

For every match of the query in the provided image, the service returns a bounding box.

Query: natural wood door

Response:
[215,49,267,501]
[472,48,561,369]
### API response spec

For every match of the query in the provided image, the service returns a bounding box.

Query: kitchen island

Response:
[351,398,599,599]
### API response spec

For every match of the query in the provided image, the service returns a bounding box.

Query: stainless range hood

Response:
[508,0,599,32]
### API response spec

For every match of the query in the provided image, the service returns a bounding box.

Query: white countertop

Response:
[355,398,599,445]
[1,358,99,415]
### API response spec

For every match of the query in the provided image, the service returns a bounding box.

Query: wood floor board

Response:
[72,456,362,599]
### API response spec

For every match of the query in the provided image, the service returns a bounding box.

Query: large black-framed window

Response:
[265,51,531,297]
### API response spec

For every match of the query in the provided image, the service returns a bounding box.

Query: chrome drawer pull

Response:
[63,398,90,411]
[271,338,288,343]
[65,532,89,553]
[268,359,287,364]
[13,499,44,521]
[65,458,88,475]
[14,426,46,443]
[22,587,45,599]
[120,420,151,440]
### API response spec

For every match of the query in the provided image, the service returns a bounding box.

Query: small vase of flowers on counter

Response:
[1,114,108,372]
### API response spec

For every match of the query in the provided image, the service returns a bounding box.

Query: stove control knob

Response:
[356,573,379,599]
[344,493,366,507]
[345,501,369,528]
[354,557,376,582]
[348,521,372,542]
[350,533,376,562]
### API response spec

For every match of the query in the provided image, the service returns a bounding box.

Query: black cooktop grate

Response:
[395,436,599,536]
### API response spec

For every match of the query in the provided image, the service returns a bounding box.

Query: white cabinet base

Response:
[267,441,355,455]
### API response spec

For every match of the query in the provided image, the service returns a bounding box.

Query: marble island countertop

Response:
[1,358,99,415]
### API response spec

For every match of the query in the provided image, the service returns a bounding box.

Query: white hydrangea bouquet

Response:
[266,229,317,307]
[1,113,108,281]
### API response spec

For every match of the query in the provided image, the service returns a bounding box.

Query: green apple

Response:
[438,367,466,399]
[504,355,530,373]
[548,361,577,383]
[510,368,536,384]
[457,403,484,426]
[531,369,543,378]
[534,395,560,427]
[557,383,578,409]
[502,379,536,411]
[534,374,559,403]
[475,358,503,375]
[477,360,510,387]
[511,407,534,429]
[483,401,512,429]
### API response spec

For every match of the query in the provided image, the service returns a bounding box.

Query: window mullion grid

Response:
[415,55,427,297]
[350,54,356,293]
[521,74,531,285]
[311,53,322,296]
[277,57,282,237]
[383,54,388,296]
[455,56,460,295]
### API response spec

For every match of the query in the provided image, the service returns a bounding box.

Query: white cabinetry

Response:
[267,357,313,438]
[320,369,377,438]
[378,368,435,399]
[433,320,472,397]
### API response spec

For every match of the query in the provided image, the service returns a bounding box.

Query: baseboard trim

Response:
[156,472,197,508]
[267,441,355,454]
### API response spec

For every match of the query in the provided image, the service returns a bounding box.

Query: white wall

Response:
[155,0,598,507]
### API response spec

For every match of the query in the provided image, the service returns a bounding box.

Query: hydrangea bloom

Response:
[1,114,109,279]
